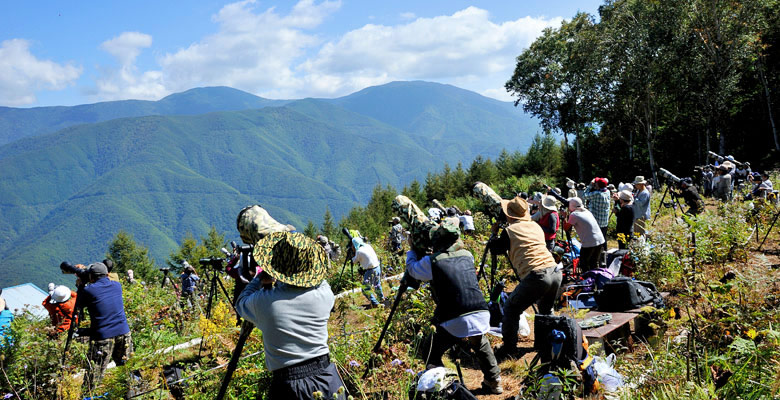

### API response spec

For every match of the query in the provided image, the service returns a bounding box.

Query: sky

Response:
[0,0,603,108]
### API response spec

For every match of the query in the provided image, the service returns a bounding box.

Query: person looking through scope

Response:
[235,232,347,400]
[488,196,562,359]
[564,197,605,272]
[678,178,704,215]
[78,262,133,392]
[404,221,503,394]
[351,237,386,308]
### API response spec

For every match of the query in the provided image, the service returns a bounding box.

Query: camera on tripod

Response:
[60,261,90,280]
[199,256,224,271]
[658,168,682,185]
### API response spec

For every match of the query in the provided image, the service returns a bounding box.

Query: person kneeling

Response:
[236,232,346,400]
[406,222,502,394]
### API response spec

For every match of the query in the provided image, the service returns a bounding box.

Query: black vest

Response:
[430,249,489,323]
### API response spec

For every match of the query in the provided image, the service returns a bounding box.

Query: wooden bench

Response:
[576,311,638,355]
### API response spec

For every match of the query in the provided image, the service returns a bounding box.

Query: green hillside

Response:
[330,81,540,156]
[0,104,443,287]
[0,86,289,147]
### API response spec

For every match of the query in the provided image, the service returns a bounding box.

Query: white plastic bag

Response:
[416,367,450,392]
[518,312,531,336]
[593,353,624,392]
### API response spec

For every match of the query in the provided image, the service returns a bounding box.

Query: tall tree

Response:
[505,13,604,181]
[106,231,156,280]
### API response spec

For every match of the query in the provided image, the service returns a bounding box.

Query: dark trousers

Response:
[600,227,608,251]
[579,245,603,273]
[427,329,500,383]
[502,266,562,350]
[270,354,346,400]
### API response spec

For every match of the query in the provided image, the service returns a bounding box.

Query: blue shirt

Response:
[79,277,130,340]
[405,251,490,338]
[180,273,200,293]
[0,310,14,343]
[633,189,651,220]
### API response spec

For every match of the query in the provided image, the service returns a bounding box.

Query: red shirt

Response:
[42,291,78,333]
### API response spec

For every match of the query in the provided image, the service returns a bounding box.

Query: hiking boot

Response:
[481,379,503,394]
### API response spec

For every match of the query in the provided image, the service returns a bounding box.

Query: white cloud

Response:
[0,39,82,106]
[157,0,340,95]
[298,7,562,98]
[400,12,416,20]
[94,32,166,101]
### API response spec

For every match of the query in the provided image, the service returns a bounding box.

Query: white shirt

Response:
[459,215,475,231]
[352,244,380,270]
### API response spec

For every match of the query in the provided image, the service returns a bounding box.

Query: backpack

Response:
[409,370,478,400]
[595,276,665,311]
[533,315,599,395]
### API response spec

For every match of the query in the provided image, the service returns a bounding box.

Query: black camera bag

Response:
[595,276,664,311]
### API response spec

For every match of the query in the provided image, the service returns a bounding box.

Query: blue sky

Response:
[0,0,602,107]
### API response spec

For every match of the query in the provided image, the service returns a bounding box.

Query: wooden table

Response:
[577,311,638,355]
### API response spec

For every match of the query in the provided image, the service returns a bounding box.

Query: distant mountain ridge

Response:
[0,81,539,287]
[0,86,290,146]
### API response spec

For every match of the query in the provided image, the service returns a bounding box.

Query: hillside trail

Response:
[328,199,780,400]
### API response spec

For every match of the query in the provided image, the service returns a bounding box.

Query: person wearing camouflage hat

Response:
[351,237,385,308]
[488,196,562,359]
[235,232,346,399]
[405,221,503,394]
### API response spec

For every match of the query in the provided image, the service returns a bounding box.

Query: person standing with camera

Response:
[488,196,562,358]
[564,197,605,272]
[351,237,386,308]
[78,262,132,391]
[583,177,611,250]
[235,232,346,400]
[180,261,200,309]
[405,221,502,394]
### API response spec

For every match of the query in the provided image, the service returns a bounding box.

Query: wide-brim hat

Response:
[50,285,72,304]
[540,195,558,212]
[722,161,734,169]
[618,190,634,202]
[253,232,328,288]
[501,196,529,221]
[632,176,647,185]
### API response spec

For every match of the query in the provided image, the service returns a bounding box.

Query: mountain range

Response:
[0,81,540,288]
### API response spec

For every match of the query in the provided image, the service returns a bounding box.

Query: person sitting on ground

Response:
[632,176,652,236]
[614,190,634,249]
[78,262,132,391]
[180,262,200,308]
[236,232,346,399]
[488,196,562,358]
[583,177,611,250]
[564,198,605,272]
[459,210,475,235]
[405,222,503,394]
[713,165,733,202]
[351,237,385,308]
[679,178,704,215]
[42,285,78,335]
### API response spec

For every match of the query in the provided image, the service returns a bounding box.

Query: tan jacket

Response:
[505,216,557,280]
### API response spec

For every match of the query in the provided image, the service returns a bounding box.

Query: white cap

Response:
[50,285,72,304]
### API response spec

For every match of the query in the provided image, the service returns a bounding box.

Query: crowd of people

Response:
[6,161,774,399]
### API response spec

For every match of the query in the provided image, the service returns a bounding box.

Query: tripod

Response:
[362,272,419,378]
[757,208,780,251]
[199,261,237,319]
[651,183,684,226]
